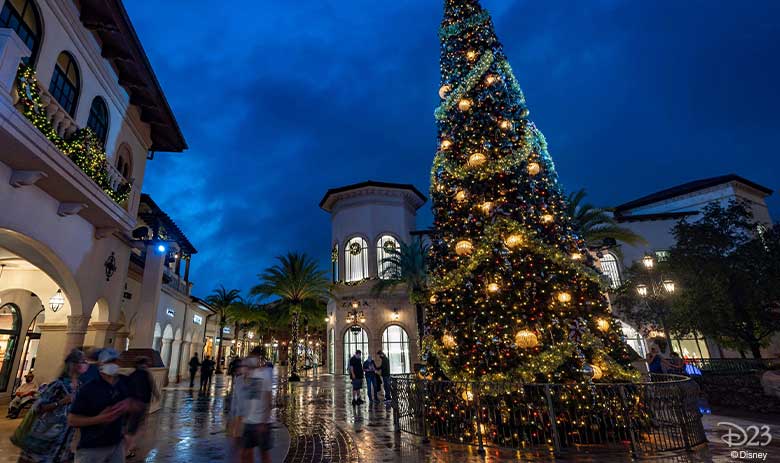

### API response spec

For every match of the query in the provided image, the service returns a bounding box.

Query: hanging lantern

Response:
[442,333,457,349]
[487,282,500,293]
[49,289,65,312]
[596,318,610,332]
[467,152,487,167]
[591,364,603,380]
[458,98,473,111]
[504,234,523,248]
[541,214,554,223]
[515,330,539,349]
[527,162,541,176]
[455,240,474,256]
[439,84,452,99]
[557,291,572,304]
[455,190,467,202]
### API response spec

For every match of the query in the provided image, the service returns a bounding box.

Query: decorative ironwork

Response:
[390,374,706,458]
[104,252,117,281]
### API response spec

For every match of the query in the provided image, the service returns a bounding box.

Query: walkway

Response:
[0,370,775,462]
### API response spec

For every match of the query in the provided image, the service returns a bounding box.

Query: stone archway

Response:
[160,324,174,369]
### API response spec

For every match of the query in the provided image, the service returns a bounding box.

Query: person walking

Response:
[15,349,88,463]
[124,357,160,459]
[376,351,391,405]
[188,353,201,389]
[362,355,379,403]
[348,350,364,406]
[234,347,274,463]
[68,348,138,463]
[200,356,215,393]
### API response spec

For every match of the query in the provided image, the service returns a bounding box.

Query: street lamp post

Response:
[635,254,678,350]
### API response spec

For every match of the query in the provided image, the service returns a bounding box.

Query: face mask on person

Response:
[100,363,120,376]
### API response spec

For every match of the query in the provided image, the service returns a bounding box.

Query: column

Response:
[115,331,130,352]
[183,257,191,282]
[130,244,166,348]
[90,322,120,348]
[169,340,182,382]
[161,339,172,368]
[0,29,30,102]
[178,341,191,379]
[65,315,90,353]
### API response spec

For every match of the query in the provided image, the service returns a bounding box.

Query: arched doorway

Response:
[15,308,44,390]
[0,303,21,391]
[343,327,368,373]
[382,325,411,374]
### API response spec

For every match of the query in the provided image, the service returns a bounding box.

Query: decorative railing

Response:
[162,268,190,296]
[683,357,778,375]
[390,374,706,458]
[11,64,132,204]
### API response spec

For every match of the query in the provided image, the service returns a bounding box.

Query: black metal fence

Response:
[390,374,706,458]
[684,357,778,374]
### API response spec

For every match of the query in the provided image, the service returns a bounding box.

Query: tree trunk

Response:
[216,315,225,373]
[661,321,672,355]
[289,311,301,381]
[749,343,763,359]
[415,302,425,351]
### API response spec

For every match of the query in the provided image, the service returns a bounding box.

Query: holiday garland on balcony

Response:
[14,64,132,204]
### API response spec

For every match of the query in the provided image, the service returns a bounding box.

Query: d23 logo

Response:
[717,422,772,447]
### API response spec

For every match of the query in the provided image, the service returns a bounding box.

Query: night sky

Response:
[124,0,780,297]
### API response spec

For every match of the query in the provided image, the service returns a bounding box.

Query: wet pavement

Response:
[0,370,777,462]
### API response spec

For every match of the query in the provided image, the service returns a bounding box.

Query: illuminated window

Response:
[343,327,369,373]
[344,237,368,282]
[599,253,621,288]
[86,97,109,146]
[655,250,670,262]
[49,52,80,116]
[671,333,710,359]
[382,325,411,374]
[377,235,400,279]
[620,320,646,357]
[0,0,41,64]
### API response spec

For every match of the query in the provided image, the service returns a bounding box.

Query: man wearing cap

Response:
[68,348,138,462]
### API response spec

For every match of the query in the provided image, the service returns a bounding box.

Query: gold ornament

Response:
[596,318,610,333]
[487,282,500,293]
[499,120,513,131]
[504,234,523,248]
[455,190,467,202]
[557,291,572,304]
[591,364,603,380]
[479,201,493,214]
[429,294,438,304]
[541,213,554,223]
[527,162,541,176]
[439,84,452,100]
[455,240,474,256]
[466,50,478,61]
[571,252,583,261]
[485,74,498,85]
[442,333,457,349]
[515,330,539,349]
[458,98,472,111]
[440,139,453,151]
[467,152,487,168]
[462,389,474,401]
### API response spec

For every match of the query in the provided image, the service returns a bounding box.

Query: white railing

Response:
[12,83,78,139]
[106,162,125,191]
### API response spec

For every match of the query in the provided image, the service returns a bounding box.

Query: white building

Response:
[598,174,777,359]
[0,0,189,399]
[321,181,426,375]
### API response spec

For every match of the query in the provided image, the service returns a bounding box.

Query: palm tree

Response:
[226,297,268,357]
[251,253,328,382]
[206,285,241,373]
[373,237,430,350]
[566,189,647,247]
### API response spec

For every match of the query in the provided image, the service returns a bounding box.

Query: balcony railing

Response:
[163,268,190,296]
[10,64,132,204]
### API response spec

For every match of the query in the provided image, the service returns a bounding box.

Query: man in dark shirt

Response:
[125,357,159,459]
[348,350,365,406]
[377,350,392,405]
[200,356,215,393]
[68,348,136,462]
[188,353,201,388]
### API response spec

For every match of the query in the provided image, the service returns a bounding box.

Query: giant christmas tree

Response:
[426,0,638,383]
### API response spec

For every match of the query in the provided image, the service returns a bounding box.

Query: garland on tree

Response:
[14,64,132,204]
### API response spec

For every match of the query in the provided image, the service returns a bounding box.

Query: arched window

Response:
[0,0,42,65]
[600,253,621,289]
[343,327,368,373]
[377,235,400,279]
[115,144,133,180]
[0,303,21,392]
[331,243,339,283]
[620,320,646,358]
[344,237,368,282]
[382,325,411,374]
[86,97,109,146]
[49,51,80,116]
[328,328,334,374]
